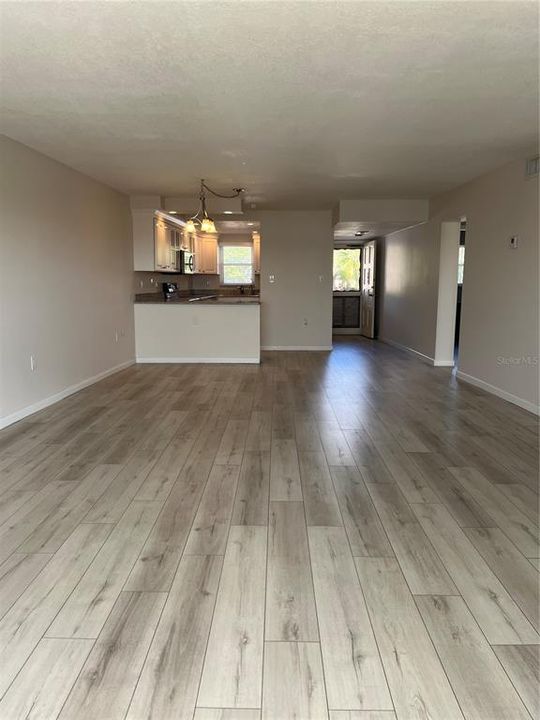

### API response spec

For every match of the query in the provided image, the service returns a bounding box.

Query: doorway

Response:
[434,220,462,366]
[332,247,362,334]
[454,220,466,363]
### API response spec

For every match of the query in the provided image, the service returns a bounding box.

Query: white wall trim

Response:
[136,357,260,364]
[261,346,332,351]
[0,359,135,430]
[456,370,539,416]
[379,337,436,366]
[433,359,455,367]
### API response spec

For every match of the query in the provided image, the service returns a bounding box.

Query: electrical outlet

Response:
[303,318,308,326]
[269,274,275,283]
[30,355,36,371]
[509,236,519,248]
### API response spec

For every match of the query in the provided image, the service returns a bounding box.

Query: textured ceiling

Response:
[334,220,413,243]
[1,1,538,208]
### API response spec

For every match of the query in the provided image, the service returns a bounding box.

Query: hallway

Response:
[0,338,538,719]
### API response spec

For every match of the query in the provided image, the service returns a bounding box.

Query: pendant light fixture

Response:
[185,179,244,234]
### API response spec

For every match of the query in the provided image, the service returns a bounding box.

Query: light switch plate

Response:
[509,236,518,248]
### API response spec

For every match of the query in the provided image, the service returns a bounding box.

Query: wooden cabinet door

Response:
[154,219,169,270]
[204,236,218,274]
[253,234,261,273]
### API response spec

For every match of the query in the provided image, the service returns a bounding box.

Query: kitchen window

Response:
[220,244,253,285]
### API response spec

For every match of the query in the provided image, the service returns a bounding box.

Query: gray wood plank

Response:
[464,526,539,631]
[356,557,465,720]
[331,466,393,557]
[409,452,494,527]
[448,467,539,557]
[318,421,355,466]
[368,483,457,594]
[266,501,319,641]
[184,464,239,555]
[60,591,166,720]
[0,552,51,619]
[412,502,540,644]
[492,645,540,719]
[19,464,121,552]
[329,713,396,720]
[262,641,328,719]
[0,523,111,696]
[47,501,162,638]
[496,483,539,525]
[194,711,261,720]
[308,526,392,711]
[127,555,222,720]
[198,526,267,708]
[215,419,249,465]
[372,441,438,502]
[270,439,302,501]
[231,451,270,526]
[0,637,93,720]
[299,451,342,526]
[416,594,530,720]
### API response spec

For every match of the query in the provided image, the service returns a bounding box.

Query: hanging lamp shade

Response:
[201,217,217,233]
[185,180,243,235]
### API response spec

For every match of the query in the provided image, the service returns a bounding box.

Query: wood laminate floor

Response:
[0,337,538,720]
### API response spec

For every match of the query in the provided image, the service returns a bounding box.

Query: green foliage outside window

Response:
[333,249,361,291]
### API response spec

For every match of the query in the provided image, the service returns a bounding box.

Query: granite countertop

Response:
[135,292,260,305]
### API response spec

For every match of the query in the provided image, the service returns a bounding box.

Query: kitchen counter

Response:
[135,293,260,305]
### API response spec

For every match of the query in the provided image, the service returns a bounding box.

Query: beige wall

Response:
[0,136,135,426]
[257,211,333,349]
[379,157,539,411]
[379,220,441,360]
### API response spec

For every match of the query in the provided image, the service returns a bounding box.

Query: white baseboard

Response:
[456,370,539,415]
[379,337,436,366]
[433,359,455,367]
[136,357,260,364]
[261,346,332,351]
[0,359,135,430]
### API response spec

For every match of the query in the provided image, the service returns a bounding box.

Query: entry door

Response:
[360,240,376,338]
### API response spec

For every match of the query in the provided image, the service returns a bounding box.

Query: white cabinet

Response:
[132,210,186,272]
[194,234,218,274]
[253,233,261,274]
[155,219,181,272]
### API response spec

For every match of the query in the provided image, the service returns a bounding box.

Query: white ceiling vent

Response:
[525,156,539,177]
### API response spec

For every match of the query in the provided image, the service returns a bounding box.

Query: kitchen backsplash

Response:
[133,271,259,295]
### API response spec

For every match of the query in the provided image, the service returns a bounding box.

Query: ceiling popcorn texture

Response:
[0,1,537,208]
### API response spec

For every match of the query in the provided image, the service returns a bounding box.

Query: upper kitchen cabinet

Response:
[155,217,182,272]
[132,208,187,272]
[194,233,218,274]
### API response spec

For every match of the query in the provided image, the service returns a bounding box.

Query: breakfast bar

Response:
[134,295,261,363]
